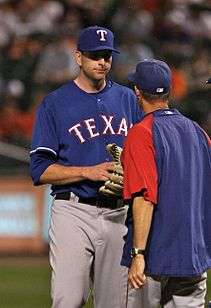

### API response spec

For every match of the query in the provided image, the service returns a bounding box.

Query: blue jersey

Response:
[121,109,211,276]
[30,80,142,196]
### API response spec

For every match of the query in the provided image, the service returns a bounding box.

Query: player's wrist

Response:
[80,167,90,179]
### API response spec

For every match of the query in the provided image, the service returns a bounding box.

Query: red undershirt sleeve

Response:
[122,114,158,204]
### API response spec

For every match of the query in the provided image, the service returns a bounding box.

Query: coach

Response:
[121,59,211,307]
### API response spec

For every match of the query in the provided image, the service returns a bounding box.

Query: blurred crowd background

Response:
[0,0,210,175]
[0,2,210,304]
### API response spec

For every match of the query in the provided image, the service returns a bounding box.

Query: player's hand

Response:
[99,143,123,197]
[128,255,146,289]
[82,162,115,182]
[99,162,123,196]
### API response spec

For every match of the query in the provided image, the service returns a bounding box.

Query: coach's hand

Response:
[82,162,115,182]
[128,255,146,289]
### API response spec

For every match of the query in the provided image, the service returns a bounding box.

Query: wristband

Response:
[131,247,145,257]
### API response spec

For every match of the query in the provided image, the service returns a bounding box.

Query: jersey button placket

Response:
[97,97,110,161]
[96,97,110,161]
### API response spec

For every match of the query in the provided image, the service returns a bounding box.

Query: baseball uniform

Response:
[30,78,142,308]
[121,108,211,307]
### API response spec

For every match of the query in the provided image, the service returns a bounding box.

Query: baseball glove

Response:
[99,143,123,197]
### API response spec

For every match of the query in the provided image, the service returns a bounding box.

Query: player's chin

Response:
[94,68,109,77]
[94,71,108,79]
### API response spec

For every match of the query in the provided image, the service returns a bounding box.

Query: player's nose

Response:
[98,58,106,65]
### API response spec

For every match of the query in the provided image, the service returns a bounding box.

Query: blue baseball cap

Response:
[77,26,119,53]
[206,78,211,84]
[128,59,172,95]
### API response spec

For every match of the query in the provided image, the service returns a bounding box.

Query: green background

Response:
[0,257,210,308]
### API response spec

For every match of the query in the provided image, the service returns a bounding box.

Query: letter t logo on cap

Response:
[96,30,107,41]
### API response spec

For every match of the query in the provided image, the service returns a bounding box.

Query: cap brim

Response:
[79,46,120,53]
[206,78,211,84]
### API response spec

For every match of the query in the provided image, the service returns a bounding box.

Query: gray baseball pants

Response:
[49,197,128,308]
[127,273,207,308]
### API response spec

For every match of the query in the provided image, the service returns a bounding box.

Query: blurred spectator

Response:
[34,31,79,90]
[185,47,211,92]
[171,65,188,103]
[61,1,95,27]
[0,88,47,147]
[0,0,210,174]
[112,32,154,84]
[111,0,154,42]
[184,3,211,41]
[58,5,84,34]
[0,0,14,48]
[0,35,42,110]
[0,0,64,37]
[0,94,32,146]
[85,0,116,25]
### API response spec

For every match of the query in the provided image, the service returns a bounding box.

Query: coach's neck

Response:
[135,87,169,114]
[142,99,169,114]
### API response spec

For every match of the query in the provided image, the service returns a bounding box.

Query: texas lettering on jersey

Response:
[69,114,132,143]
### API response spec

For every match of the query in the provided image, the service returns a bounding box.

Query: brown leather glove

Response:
[99,143,123,197]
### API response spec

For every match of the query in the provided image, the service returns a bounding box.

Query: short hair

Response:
[139,88,170,102]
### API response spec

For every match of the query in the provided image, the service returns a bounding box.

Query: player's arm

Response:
[30,100,115,186]
[39,161,115,185]
[128,196,154,289]
[30,151,115,186]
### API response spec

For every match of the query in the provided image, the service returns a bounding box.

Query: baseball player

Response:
[121,59,211,307]
[30,26,142,308]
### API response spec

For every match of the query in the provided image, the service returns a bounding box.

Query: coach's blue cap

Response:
[128,59,172,94]
[206,78,211,84]
[77,26,119,53]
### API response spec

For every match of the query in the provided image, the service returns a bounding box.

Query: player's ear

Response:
[75,50,82,66]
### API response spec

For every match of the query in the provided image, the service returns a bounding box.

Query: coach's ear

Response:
[75,50,82,67]
[134,86,141,99]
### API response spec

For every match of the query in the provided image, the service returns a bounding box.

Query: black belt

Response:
[55,192,124,209]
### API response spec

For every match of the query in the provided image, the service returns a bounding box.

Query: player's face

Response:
[75,50,112,82]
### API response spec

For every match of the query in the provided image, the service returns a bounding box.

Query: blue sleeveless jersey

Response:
[121,109,211,276]
[30,80,142,196]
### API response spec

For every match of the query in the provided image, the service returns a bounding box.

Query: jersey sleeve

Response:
[30,98,59,185]
[30,98,59,156]
[122,117,158,204]
[30,152,57,185]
